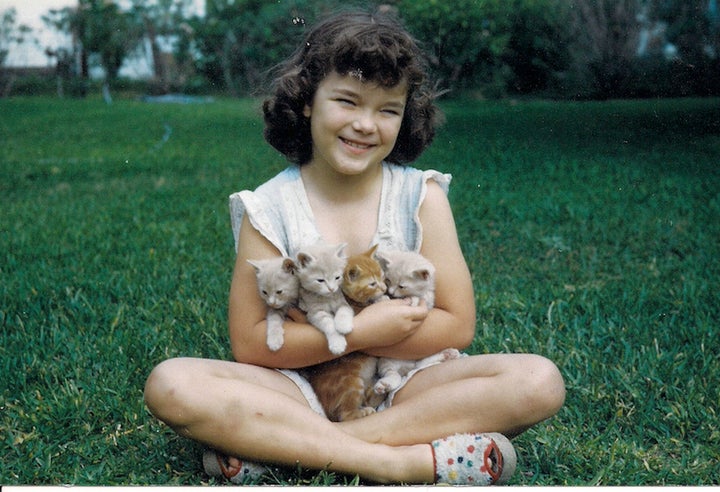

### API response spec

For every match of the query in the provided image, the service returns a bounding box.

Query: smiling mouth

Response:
[340,137,374,150]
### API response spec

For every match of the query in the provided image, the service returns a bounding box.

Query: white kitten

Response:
[248,257,299,352]
[296,242,354,355]
[376,249,436,308]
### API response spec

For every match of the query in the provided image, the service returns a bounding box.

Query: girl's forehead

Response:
[319,71,408,99]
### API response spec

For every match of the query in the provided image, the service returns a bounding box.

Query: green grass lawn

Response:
[1,95,719,485]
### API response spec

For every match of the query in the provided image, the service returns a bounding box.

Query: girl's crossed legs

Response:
[144,353,564,484]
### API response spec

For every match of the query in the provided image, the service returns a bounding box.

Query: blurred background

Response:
[1,0,718,101]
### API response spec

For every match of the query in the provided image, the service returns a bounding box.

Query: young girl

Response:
[144,10,565,485]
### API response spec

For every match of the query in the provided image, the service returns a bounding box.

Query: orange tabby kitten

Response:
[341,244,388,312]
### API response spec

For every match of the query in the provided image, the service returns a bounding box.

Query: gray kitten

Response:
[376,249,436,309]
[296,242,354,355]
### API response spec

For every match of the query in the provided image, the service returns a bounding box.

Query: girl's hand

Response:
[286,307,308,324]
[348,298,429,351]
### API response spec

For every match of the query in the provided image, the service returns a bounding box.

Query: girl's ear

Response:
[303,104,312,118]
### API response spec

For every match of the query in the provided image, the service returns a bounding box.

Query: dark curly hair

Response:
[262,9,442,165]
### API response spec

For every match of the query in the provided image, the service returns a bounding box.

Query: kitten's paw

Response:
[334,309,354,334]
[373,381,389,395]
[342,407,376,421]
[373,379,397,395]
[266,334,284,352]
[409,296,420,307]
[327,334,347,355]
[441,348,461,360]
[266,324,284,352]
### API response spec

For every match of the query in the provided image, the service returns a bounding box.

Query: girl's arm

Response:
[229,214,335,367]
[229,215,426,368]
[356,181,477,359]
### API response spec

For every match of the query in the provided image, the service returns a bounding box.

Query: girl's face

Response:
[303,71,407,177]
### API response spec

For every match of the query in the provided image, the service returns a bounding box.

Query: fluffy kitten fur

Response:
[376,249,436,308]
[296,242,354,355]
[248,257,299,352]
[307,245,459,422]
[341,244,388,312]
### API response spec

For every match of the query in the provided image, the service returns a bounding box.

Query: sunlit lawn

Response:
[1,95,719,485]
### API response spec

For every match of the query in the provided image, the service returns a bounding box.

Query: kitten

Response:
[307,245,459,422]
[304,352,383,422]
[247,257,299,352]
[296,242,354,355]
[341,244,388,312]
[373,348,461,396]
[371,250,460,395]
[307,346,460,422]
[376,249,436,309]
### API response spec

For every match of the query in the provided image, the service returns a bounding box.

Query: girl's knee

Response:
[144,358,192,425]
[523,355,565,418]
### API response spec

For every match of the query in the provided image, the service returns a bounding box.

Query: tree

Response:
[565,0,644,98]
[44,0,140,101]
[191,0,339,96]
[397,0,513,96]
[654,0,720,95]
[1,8,34,96]
[128,0,195,93]
[81,0,139,101]
[503,0,573,95]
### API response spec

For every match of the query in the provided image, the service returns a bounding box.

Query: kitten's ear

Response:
[282,258,297,274]
[366,244,379,258]
[335,243,347,258]
[247,259,261,273]
[296,252,314,268]
[375,251,390,270]
[346,265,361,281]
[415,269,431,281]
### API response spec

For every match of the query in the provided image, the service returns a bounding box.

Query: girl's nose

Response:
[352,111,377,133]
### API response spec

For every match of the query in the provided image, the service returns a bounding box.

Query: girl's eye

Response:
[382,108,400,116]
[337,98,355,106]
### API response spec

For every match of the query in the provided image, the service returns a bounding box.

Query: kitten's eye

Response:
[369,282,377,288]
[398,285,406,290]
[335,276,341,281]
[316,279,325,283]
[276,290,283,295]
[262,290,268,296]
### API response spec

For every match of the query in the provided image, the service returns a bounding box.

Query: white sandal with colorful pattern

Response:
[431,432,517,485]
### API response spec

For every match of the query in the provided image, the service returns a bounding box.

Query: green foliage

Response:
[397,0,513,95]
[1,96,719,485]
[190,0,373,95]
[503,0,573,94]
[389,0,574,98]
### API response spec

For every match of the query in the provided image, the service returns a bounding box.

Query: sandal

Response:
[202,449,269,484]
[431,432,517,485]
